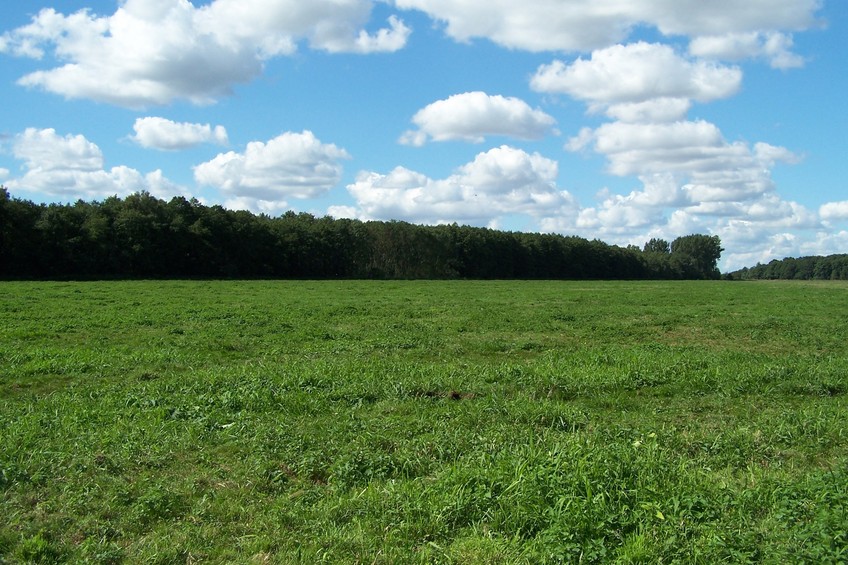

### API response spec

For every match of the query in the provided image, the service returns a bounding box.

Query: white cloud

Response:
[345,145,577,225]
[645,1,821,38]
[820,201,848,221]
[542,114,811,269]
[347,116,811,271]
[327,205,359,219]
[604,99,693,124]
[379,1,819,272]
[749,201,815,224]
[400,91,557,145]
[7,127,186,200]
[530,42,742,112]
[5,4,259,107]
[754,142,803,166]
[395,0,820,53]
[541,173,686,236]
[145,169,192,201]
[570,120,801,203]
[314,15,411,54]
[131,117,229,151]
[13,127,104,172]
[720,231,799,271]
[801,230,848,258]
[194,130,351,201]
[716,205,845,271]
[1,0,410,107]
[583,120,724,172]
[223,196,292,217]
[398,0,631,52]
[565,127,595,153]
[540,189,821,271]
[517,20,815,270]
[197,0,410,55]
[689,32,805,69]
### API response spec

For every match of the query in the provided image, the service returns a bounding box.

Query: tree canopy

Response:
[1,188,724,280]
[670,234,724,280]
[729,254,848,281]
[643,238,670,254]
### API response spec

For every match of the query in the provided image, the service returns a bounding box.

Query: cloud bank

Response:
[394,0,820,56]
[344,145,576,226]
[0,0,410,107]
[7,128,185,200]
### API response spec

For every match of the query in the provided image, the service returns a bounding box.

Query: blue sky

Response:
[1,0,845,271]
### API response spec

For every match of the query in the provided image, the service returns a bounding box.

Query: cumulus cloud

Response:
[542,173,688,238]
[536,185,821,272]
[13,128,104,173]
[395,0,820,54]
[568,120,801,204]
[3,3,259,107]
[530,42,742,119]
[312,14,411,54]
[397,0,630,51]
[604,99,694,124]
[744,194,817,226]
[6,127,185,200]
[0,0,410,107]
[538,109,813,269]
[801,230,848,259]
[194,130,350,202]
[222,196,293,217]
[820,201,848,221]
[689,32,805,69]
[0,1,818,109]
[326,205,359,219]
[715,200,838,271]
[197,0,410,55]
[131,117,229,151]
[399,91,557,145]
[345,145,576,225]
[515,15,818,270]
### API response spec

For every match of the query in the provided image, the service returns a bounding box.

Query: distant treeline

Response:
[730,254,848,280]
[1,188,723,280]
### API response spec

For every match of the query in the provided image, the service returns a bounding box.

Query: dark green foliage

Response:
[731,254,848,280]
[670,234,724,279]
[643,237,670,254]
[0,188,723,280]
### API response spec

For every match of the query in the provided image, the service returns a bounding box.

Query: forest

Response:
[730,254,848,280]
[0,187,724,280]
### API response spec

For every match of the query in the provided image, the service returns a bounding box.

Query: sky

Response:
[1,0,846,271]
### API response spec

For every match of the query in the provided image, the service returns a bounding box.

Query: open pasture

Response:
[1,280,847,563]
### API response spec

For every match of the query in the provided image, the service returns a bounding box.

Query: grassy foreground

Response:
[1,280,847,563]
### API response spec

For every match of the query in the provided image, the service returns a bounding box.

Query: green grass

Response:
[1,280,847,563]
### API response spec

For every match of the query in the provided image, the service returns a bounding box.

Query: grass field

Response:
[1,280,847,563]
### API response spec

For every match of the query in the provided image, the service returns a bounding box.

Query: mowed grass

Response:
[1,280,847,563]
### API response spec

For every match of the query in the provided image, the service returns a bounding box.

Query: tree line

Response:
[729,254,848,280]
[1,187,723,280]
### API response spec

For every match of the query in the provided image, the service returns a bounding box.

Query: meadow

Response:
[1,280,846,563]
